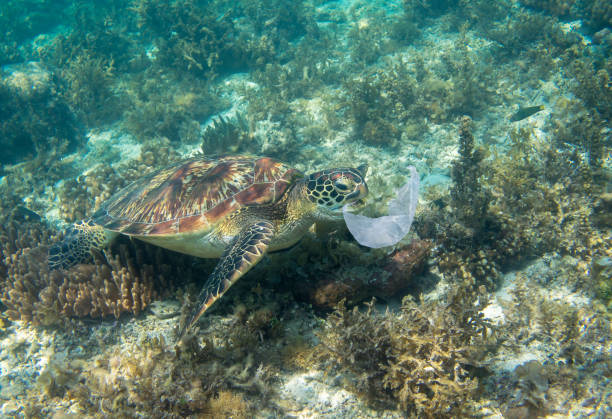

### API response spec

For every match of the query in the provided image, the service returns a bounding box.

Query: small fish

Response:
[510,105,545,122]
[216,8,232,22]
[12,206,41,222]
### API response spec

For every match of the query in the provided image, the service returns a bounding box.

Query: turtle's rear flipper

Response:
[177,220,275,341]
[48,220,116,270]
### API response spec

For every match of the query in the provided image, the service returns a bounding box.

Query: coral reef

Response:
[134,0,253,77]
[317,282,493,417]
[0,67,81,165]
[0,222,193,325]
[0,0,610,417]
[121,69,222,143]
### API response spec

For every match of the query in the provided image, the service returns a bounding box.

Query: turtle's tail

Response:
[48,220,116,270]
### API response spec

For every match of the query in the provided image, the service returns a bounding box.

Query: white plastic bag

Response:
[343,166,419,248]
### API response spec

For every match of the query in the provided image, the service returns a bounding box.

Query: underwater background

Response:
[0,0,610,417]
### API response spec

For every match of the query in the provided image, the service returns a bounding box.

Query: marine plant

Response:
[0,73,81,165]
[485,10,574,61]
[494,277,612,415]
[521,0,612,31]
[57,53,119,126]
[346,74,402,147]
[38,1,136,126]
[347,10,392,66]
[200,114,255,156]
[0,0,70,65]
[586,0,612,30]
[121,69,223,143]
[551,57,612,170]
[418,114,609,293]
[519,0,576,17]
[241,0,315,46]
[449,116,491,232]
[317,281,493,417]
[134,0,253,78]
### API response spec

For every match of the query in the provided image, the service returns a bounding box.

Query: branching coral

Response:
[3,246,143,324]
[0,224,194,325]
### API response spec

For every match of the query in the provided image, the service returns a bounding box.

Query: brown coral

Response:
[1,245,153,324]
[0,220,194,325]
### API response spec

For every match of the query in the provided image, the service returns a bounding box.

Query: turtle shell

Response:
[92,156,302,236]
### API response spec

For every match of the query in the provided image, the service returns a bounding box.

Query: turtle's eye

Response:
[333,179,351,193]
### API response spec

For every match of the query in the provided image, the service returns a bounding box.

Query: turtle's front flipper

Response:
[178,220,275,340]
[48,220,117,270]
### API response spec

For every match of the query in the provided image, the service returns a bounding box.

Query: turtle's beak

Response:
[347,183,368,202]
[358,182,368,199]
[333,183,367,215]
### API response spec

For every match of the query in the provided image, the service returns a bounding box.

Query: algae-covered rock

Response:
[0,63,81,165]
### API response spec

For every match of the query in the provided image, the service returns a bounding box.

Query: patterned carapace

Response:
[92,156,302,235]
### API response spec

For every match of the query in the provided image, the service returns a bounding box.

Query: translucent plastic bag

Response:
[343,166,419,248]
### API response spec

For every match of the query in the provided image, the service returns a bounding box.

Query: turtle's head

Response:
[305,164,368,216]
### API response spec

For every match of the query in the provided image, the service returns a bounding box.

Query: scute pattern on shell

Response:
[92,156,301,236]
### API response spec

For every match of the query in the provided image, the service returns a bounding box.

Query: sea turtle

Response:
[48,155,368,339]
